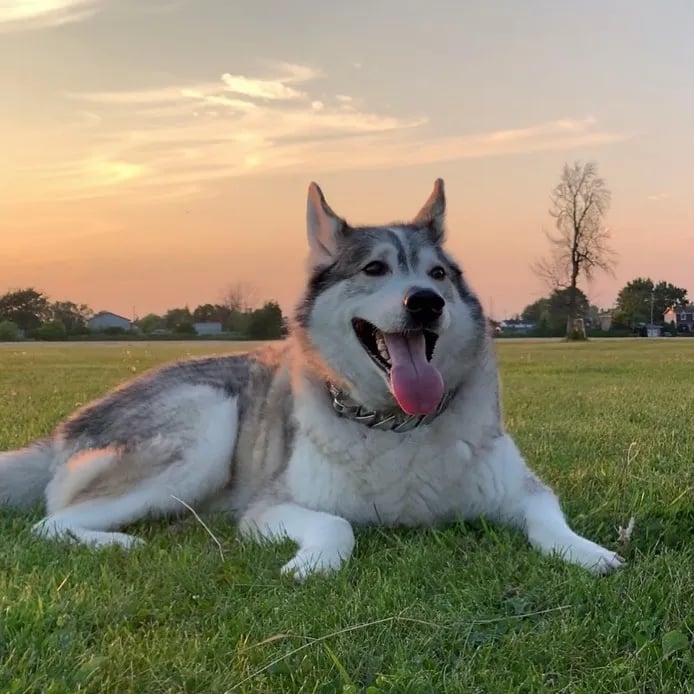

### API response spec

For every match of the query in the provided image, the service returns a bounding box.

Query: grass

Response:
[0,338,693,693]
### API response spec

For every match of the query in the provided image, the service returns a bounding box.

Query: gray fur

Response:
[1,180,488,514]
[0,439,54,509]
[296,223,474,329]
[433,246,486,331]
[0,179,623,579]
[60,354,252,448]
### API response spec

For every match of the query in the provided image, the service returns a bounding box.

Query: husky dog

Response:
[0,180,623,579]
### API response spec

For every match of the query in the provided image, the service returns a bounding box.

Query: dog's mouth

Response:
[352,319,444,416]
[352,319,438,370]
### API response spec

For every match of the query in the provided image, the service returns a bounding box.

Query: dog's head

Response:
[294,180,487,415]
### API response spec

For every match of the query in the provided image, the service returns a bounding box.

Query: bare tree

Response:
[221,282,258,312]
[532,161,616,339]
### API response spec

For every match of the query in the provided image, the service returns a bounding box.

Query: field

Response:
[0,339,692,693]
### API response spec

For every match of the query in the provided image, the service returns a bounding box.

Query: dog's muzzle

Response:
[403,289,445,328]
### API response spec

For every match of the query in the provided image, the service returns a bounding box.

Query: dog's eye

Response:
[363,261,389,277]
[429,266,446,280]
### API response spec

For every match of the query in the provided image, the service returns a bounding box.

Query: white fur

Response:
[34,387,238,548]
[306,228,477,413]
[270,429,622,577]
[2,180,623,581]
[240,365,623,579]
[478,434,623,573]
[239,502,355,580]
[235,422,622,579]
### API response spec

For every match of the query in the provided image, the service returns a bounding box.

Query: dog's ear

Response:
[413,178,446,243]
[306,182,346,265]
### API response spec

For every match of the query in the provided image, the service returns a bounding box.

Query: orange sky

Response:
[2,1,693,320]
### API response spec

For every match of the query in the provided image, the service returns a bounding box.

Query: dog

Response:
[0,179,623,579]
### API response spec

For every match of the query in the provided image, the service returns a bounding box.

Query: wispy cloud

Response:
[7,62,631,203]
[221,63,319,101]
[647,192,673,201]
[0,0,100,32]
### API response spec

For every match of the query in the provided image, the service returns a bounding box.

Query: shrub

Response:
[35,320,67,341]
[174,322,196,335]
[0,320,20,341]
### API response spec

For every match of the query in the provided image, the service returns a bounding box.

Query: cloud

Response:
[220,63,319,101]
[180,89,257,113]
[221,74,304,101]
[647,192,673,201]
[7,63,632,204]
[0,0,99,32]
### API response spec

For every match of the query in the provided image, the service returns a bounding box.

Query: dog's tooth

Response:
[372,329,391,364]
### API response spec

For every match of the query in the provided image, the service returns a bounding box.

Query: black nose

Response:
[404,289,445,326]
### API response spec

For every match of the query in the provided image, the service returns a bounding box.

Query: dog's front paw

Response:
[281,546,347,581]
[554,535,624,574]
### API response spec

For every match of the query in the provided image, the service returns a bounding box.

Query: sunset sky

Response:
[2,0,693,320]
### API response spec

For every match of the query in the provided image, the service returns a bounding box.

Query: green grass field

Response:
[1,339,692,693]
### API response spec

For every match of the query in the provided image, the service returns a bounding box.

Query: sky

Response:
[1,0,693,320]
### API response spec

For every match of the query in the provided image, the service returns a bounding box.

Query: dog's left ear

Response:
[306,182,346,265]
[413,178,446,243]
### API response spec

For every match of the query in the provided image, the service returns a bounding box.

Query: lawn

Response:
[0,339,692,693]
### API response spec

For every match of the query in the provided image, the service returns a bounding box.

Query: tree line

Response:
[137,301,283,339]
[0,283,285,341]
[1,161,684,343]
[518,278,688,337]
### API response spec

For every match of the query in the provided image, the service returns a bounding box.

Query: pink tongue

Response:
[383,332,444,416]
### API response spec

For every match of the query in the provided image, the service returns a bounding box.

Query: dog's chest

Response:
[285,427,480,525]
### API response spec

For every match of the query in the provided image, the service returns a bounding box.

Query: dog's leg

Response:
[33,493,151,548]
[239,501,355,580]
[34,392,238,550]
[480,434,623,574]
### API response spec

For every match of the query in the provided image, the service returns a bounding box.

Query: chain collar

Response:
[328,383,455,433]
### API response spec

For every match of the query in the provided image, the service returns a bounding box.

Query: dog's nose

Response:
[403,289,445,325]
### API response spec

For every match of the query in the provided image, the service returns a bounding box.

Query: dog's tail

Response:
[0,438,54,509]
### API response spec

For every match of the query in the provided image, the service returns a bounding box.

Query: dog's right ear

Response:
[413,178,446,244]
[306,182,345,265]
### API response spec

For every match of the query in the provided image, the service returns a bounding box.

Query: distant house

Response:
[663,305,694,333]
[499,319,535,334]
[88,311,132,331]
[193,321,223,336]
